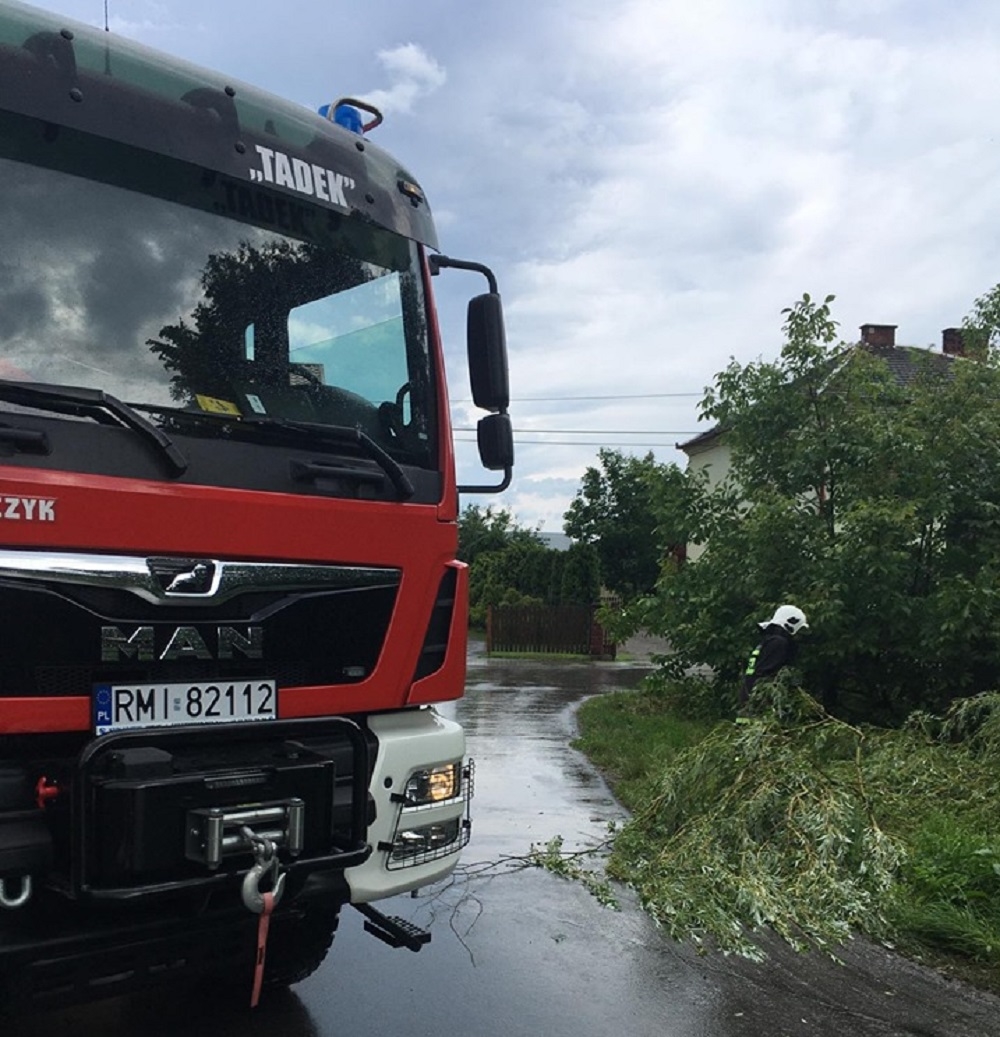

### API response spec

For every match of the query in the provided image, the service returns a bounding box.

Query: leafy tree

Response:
[467,545,547,627]
[564,449,680,599]
[457,505,541,567]
[961,282,1000,358]
[459,506,548,627]
[545,551,566,606]
[634,292,1000,723]
[559,542,601,605]
[460,506,603,626]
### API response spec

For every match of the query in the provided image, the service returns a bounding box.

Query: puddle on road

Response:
[464,681,563,694]
[439,656,654,859]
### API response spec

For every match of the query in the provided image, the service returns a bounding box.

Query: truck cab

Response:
[0,0,512,1012]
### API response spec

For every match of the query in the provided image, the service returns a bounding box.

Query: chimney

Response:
[859,324,897,350]
[942,328,965,357]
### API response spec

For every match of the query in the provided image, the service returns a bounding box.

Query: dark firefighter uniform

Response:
[739,604,808,708]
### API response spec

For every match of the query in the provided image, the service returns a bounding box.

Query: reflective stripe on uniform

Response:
[744,646,761,676]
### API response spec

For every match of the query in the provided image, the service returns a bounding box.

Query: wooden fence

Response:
[486,604,616,658]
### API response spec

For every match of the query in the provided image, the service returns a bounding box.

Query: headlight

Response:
[403,762,461,805]
[383,760,474,870]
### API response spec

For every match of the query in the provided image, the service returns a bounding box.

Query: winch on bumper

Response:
[58,707,472,905]
[70,715,373,900]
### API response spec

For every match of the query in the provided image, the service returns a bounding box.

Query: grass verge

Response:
[573,691,711,811]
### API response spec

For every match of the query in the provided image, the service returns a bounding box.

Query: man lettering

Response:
[102,626,156,662]
[160,627,212,661]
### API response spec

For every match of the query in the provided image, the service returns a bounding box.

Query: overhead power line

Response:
[454,438,684,448]
[453,427,697,435]
[450,391,703,404]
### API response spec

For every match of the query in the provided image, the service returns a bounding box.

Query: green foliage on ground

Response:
[554,286,1000,983]
[574,678,1000,981]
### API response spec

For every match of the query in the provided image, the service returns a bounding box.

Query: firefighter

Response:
[739,604,808,713]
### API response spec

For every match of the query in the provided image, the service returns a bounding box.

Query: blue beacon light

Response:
[318,102,364,134]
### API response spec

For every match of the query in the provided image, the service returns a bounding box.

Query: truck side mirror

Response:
[429,254,514,494]
[477,412,514,471]
[467,293,509,413]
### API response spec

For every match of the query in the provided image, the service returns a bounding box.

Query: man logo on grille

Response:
[148,558,217,596]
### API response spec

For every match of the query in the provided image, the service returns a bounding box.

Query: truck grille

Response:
[0,551,401,697]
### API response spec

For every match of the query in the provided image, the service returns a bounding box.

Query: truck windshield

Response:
[0,136,435,470]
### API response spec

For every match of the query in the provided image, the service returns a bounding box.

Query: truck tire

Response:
[263,905,341,989]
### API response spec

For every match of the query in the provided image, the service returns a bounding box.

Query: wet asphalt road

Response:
[19,649,1000,1036]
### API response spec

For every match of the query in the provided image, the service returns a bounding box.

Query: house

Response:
[676,325,968,560]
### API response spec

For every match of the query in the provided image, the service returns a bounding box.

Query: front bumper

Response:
[346,708,471,902]
[0,708,473,1010]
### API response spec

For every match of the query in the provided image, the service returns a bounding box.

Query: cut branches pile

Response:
[606,678,903,957]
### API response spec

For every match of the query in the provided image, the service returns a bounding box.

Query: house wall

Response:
[682,435,732,561]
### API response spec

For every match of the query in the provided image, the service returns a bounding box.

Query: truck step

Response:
[353,903,431,952]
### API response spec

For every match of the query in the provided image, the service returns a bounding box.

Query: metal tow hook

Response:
[240,828,286,914]
[0,875,33,910]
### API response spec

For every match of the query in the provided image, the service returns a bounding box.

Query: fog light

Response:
[404,762,460,805]
[390,818,461,862]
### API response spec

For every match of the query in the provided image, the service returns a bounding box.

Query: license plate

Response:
[93,679,277,735]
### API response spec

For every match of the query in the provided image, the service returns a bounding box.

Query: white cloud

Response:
[363,43,446,115]
[378,43,446,88]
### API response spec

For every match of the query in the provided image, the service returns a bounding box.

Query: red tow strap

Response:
[250,890,276,1008]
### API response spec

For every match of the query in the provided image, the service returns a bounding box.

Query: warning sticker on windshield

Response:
[195,394,241,415]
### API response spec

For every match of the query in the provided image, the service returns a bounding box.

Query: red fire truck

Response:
[0,0,513,1012]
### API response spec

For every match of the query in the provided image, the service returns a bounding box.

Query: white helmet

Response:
[759,604,808,634]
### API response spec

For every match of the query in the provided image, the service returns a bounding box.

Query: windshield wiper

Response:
[243,417,415,500]
[0,381,188,476]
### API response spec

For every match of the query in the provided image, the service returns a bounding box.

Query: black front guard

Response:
[68,716,372,901]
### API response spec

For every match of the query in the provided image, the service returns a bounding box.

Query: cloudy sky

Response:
[38,0,1000,531]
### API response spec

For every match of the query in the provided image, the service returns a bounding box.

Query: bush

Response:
[631,293,1000,724]
[643,671,731,723]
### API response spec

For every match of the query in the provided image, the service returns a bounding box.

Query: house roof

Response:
[864,342,956,387]
[676,334,962,456]
[677,425,725,452]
